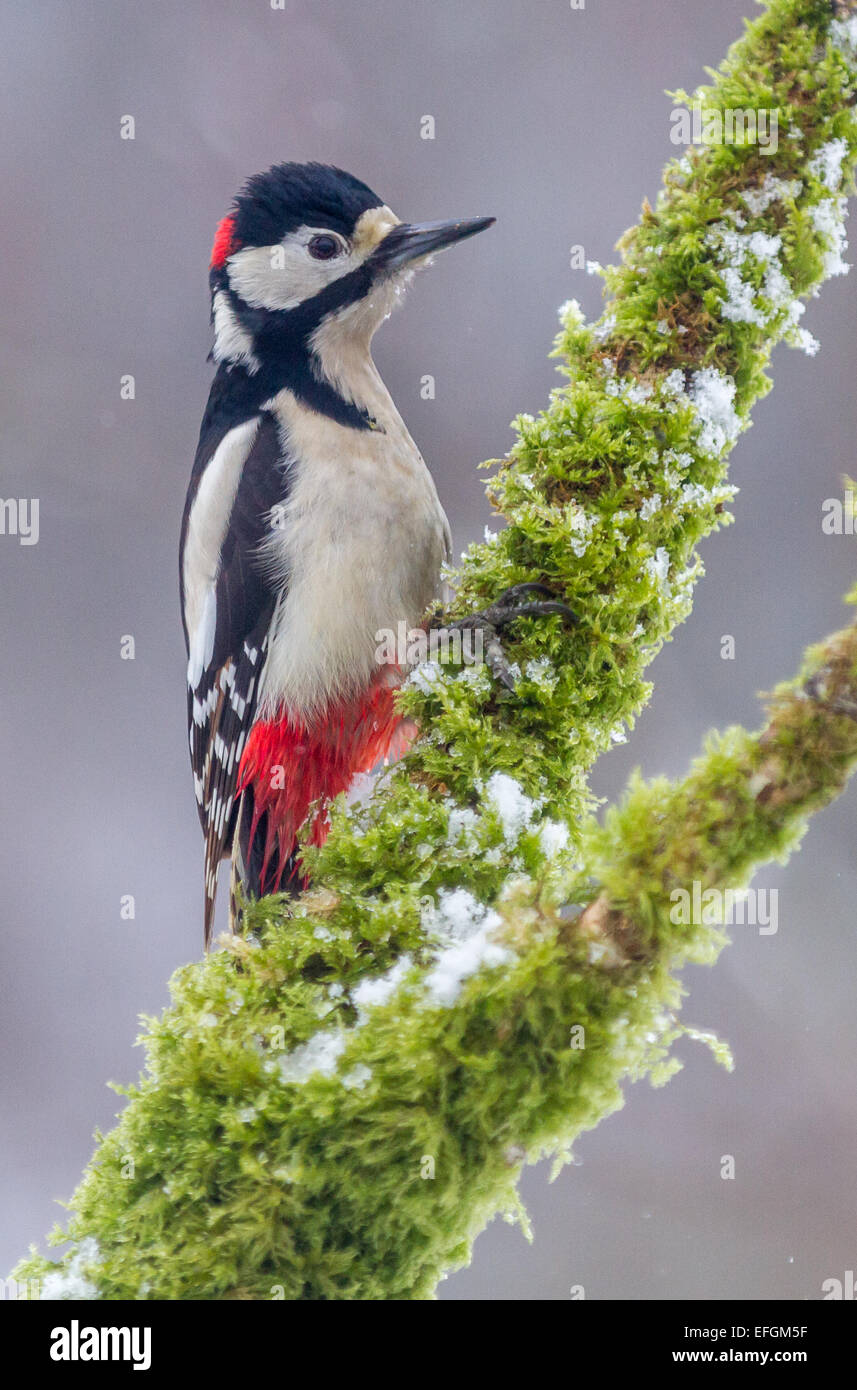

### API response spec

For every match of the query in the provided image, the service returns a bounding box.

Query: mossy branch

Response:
[577,606,857,966]
[12,0,857,1300]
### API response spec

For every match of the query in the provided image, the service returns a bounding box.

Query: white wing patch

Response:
[183,415,262,690]
[187,583,216,689]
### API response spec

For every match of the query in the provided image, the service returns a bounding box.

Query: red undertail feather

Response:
[236,682,411,897]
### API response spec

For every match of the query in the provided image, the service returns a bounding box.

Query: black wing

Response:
[180,408,288,944]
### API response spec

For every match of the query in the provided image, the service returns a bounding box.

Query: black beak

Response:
[372,216,496,271]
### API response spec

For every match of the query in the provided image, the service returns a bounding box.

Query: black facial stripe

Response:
[216,260,377,431]
[201,347,375,437]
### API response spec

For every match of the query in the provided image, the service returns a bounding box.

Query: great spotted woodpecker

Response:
[180,162,496,945]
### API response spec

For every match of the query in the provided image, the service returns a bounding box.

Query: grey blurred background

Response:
[1,0,855,1301]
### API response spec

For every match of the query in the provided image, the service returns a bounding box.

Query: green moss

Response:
[12,0,857,1300]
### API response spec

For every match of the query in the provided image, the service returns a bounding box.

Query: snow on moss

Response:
[741,172,803,215]
[39,1239,101,1301]
[483,772,539,845]
[424,931,514,1007]
[341,1064,372,1090]
[524,656,557,689]
[688,367,742,457]
[271,1030,347,1085]
[421,889,513,1007]
[832,15,857,59]
[645,547,672,594]
[539,819,570,856]
[406,660,444,693]
[707,222,813,349]
[352,955,414,1018]
[446,806,479,846]
[811,197,850,278]
[422,887,495,944]
[809,137,850,191]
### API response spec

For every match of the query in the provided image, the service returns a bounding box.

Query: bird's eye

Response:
[308,233,342,260]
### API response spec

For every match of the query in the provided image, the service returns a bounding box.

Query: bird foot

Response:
[430,583,577,691]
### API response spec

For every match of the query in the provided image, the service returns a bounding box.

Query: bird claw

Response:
[430,583,577,692]
[479,583,578,631]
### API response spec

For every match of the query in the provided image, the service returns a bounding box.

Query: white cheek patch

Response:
[225,206,400,313]
[227,231,354,311]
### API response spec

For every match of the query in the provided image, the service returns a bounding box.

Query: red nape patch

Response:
[236,681,414,897]
[210,214,239,269]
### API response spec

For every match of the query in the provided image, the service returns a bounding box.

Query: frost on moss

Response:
[12,0,857,1300]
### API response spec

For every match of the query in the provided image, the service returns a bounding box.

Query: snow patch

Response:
[540,820,570,856]
[352,955,414,1019]
[811,197,850,278]
[424,930,513,1008]
[557,298,584,327]
[741,173,802,216]
[273,1030,347,1085]
[524,656,557,688]
[645,547,672,595]
[447,806,479,846]
[39,1238,101,1301]
[688,367,741,456]
[808,138,849,191]
[605,374,652,404]
[422,890,513,1007]
[484,771,539,844]
[567,502,597,557]
[660,368,687,401]
[406,660,444,694]
[832,15,857,59]
[422,888,492,944]
[341,1064,372,1090]
[706,222,817,353]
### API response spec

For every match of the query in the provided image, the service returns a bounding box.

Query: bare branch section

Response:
[11,0,857,1300]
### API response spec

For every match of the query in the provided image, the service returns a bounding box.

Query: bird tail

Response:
[229,786,300,934]
[228,797,250,936]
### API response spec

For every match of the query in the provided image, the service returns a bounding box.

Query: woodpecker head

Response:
[208,161,494,378]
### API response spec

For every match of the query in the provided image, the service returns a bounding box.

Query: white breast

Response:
[257,382,450,721]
